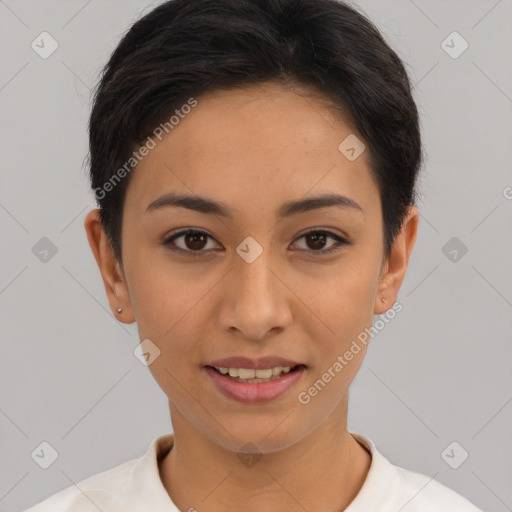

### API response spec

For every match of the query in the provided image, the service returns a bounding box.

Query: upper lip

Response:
[205,356,305,370]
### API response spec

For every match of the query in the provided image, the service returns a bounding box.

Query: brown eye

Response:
[293,230,349,255]
[163,229,221,255]
[183,231,208,250]
[305,232,328,250]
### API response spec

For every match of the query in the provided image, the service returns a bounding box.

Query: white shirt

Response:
[23,431,483,511]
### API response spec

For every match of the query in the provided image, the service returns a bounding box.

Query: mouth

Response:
[205,364,307,384]
[203,363,307,403]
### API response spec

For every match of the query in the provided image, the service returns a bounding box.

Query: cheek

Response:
[125,245,206,338]
[298,255,380,373]
[297,272,372,410]
[130,268,208,396]
[303,260,379,332]
[338,269,378,329]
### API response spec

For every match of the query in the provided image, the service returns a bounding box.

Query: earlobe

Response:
[373,205,419,315]
[84,209,135,323]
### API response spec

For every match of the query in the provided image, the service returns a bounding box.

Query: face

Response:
[86,81,418,454]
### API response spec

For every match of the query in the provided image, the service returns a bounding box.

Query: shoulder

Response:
[21,457,137,512]
[21,433,175,512]
[392,464,484,511]
[348,432,484,512]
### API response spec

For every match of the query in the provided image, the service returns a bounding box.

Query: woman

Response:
[24,0,483,510]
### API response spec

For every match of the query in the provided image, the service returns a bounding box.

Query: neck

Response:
[159,399,372,512]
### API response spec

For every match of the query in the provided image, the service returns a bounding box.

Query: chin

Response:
[202,414,314,455]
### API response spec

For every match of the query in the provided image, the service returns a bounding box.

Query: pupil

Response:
[187,232,207,250]
[308,233,326,250]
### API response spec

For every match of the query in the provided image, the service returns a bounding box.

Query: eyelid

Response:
[290,229,350,255]
[162,228,222,256]
[294,226,349,243]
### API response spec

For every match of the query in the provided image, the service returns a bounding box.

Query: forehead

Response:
[125,82,380,219]
[172,82,354,154]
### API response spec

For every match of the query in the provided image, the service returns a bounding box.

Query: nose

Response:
[218,249,293,341]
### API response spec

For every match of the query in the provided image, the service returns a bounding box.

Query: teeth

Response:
[255,368,272,379]
[215,366,294,381]
[239,368,256,379]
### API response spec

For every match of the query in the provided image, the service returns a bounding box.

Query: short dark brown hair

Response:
[88,0,423,263]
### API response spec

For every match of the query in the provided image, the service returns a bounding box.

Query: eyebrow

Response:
[145,192,363,219]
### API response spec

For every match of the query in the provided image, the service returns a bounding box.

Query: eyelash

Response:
[162,229,350,257]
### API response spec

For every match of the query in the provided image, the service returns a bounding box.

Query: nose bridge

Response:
[234,242,278,303]
[222,239,291,338]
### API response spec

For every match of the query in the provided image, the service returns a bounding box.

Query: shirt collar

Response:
[119,433,179,511]
[118,430,398,512]
[345,431,399,511]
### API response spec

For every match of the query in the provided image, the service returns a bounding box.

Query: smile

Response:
[210,365,296,383]
[204,364,306,403]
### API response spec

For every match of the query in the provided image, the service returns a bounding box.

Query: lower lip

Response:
[204,366,306,404]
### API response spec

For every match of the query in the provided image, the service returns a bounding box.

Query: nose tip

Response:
[220,254,292,339]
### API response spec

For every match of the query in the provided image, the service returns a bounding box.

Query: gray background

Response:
[1,0,511,511]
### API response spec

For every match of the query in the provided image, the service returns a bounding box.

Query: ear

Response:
[374,205,419,314]
[84,209,135,323]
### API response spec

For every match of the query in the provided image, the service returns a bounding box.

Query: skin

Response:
[85,81,419,512]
